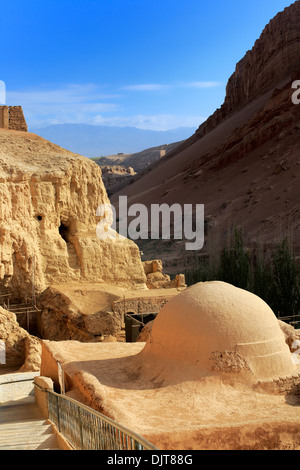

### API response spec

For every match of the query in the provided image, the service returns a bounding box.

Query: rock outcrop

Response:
[95,143,179,173]
[195,0,300,140]
[279,320,300,350]
[37,285,123,341]
[0,306,41,371]
[0,129,147,300]
[100,165,136,193]
[95,143,181,195]
[143,259,186,289]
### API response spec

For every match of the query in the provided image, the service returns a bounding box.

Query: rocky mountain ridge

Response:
[94,142,180,194]
[196,0,300,141]
[111,1,300,271]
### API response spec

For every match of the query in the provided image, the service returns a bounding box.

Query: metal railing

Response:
[0,294,41,334]
[45,388,158,450]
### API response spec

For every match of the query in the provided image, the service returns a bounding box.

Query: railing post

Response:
[56,394,61,432]
[135,441,143,450]
[78,406,84,450]
[34,376,54,419]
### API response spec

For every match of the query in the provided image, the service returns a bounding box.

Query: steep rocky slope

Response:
[99,165,136,195]
[95,142,180,172]
[111,1,300,270]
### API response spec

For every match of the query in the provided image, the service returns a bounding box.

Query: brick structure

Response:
[0,105,27,132]
[0,106,9,129]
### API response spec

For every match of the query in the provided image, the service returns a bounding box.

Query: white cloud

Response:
[7,83,120,104]
[121,84,170,91]
[121,81,221,92]
[5,82,211,130]
[6,84,121,128]
[184,81,221,88]
[93,114,205,131]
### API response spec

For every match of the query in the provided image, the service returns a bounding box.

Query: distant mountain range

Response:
[30,124,196,158]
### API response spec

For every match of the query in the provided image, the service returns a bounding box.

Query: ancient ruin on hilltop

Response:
[0,105,28,132]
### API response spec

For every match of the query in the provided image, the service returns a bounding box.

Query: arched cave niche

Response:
[59,221,70,243]
[58,220,80,270]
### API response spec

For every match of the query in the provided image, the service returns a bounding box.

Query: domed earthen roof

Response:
[143,281,296,380]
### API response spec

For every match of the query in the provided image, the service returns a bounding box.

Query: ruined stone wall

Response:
[0,106,27,132]
[0,106,9,129]
[112,296,169,316]
[254,373,300,395]
[8,106,27,132]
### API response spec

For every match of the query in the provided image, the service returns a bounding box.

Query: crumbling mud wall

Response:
[146,421,300,450]
[0,106,27,132]
[0,106,9,129]
[8,106,28,132]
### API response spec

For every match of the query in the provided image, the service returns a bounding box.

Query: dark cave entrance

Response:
[58,221,79,270]
[59,222,70,243]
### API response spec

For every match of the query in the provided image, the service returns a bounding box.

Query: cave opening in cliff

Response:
[59,222,70,243]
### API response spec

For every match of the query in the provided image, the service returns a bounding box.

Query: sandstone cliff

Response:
[111,1,300,271]
[0,129,146,300]
[196,0,300,139]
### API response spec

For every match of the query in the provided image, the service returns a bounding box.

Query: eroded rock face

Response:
[38,286,123,341]
[279,320,300,350]
[0,130,146,299]
[142,259,186,289]
[100,165,136,194]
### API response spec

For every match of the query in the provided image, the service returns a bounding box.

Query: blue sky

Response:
[0,0,295,131]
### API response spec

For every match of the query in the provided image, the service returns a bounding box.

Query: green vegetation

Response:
[185,229,300,319]
[218,229,250,290]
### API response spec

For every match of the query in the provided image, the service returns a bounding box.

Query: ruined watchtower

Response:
[0,106,27,132]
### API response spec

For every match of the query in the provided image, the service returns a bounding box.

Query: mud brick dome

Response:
[143,281,296,380]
